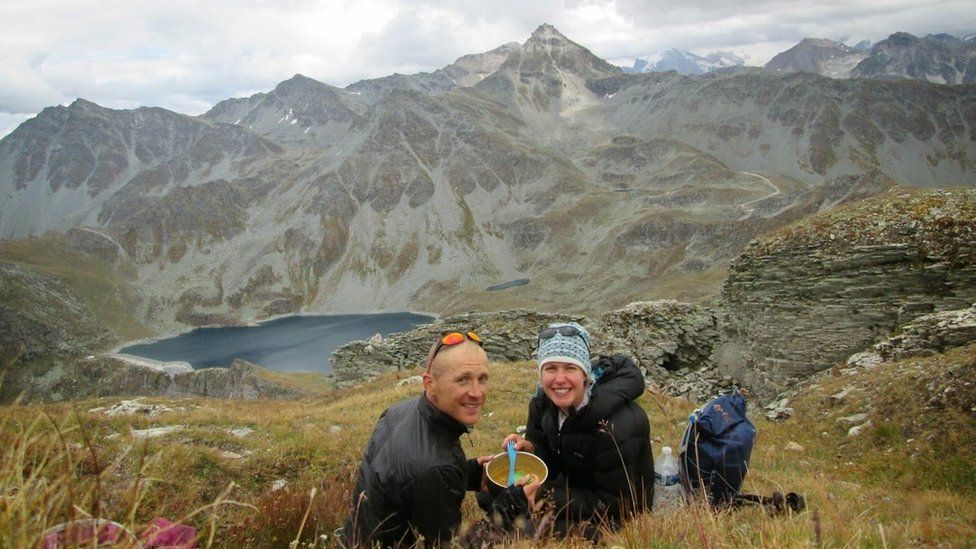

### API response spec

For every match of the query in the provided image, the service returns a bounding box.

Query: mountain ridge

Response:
[1,24,974,336]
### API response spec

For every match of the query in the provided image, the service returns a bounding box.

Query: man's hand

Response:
[501,433,535,453]
[475,454,493,492]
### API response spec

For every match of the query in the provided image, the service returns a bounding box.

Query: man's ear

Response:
[422,372,434,394]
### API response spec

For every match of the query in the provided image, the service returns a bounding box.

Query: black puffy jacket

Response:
[343,396,481,547]
[525,354,654,526]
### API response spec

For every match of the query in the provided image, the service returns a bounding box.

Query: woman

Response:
[499,322,654,534]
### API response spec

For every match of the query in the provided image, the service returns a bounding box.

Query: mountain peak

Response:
[516,23,619,78]
[529,23,561,39]
[68,98,102,111]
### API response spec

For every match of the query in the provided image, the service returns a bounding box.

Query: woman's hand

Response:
[501,433,535,453]
[517,473,544,511]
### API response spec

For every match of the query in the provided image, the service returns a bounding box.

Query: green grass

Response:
[0,235,150,342]
[1,346,974,547]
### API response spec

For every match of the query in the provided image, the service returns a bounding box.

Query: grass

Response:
[0,235,150,342]
[1,346,975,547]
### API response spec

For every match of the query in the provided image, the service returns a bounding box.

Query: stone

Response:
[837,413,870,424]
[831,388,851,404]
[270,479,288,492]
[229,427,254,438]
[875,305,976,361]
[846,351,882,369]
[786,441,805,452]
[848,420,872,437]
[131,425,183,439]
[220,451,243,460]
[396,375,424,388]
[102,398,173,417]
[765,406,794,421]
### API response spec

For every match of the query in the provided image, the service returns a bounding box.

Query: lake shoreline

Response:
[109,308,441,353]
[111,311,437,374]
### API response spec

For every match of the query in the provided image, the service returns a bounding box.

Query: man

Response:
[343,331,490,547]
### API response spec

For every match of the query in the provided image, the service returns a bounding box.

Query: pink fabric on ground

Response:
[140,517,198,548]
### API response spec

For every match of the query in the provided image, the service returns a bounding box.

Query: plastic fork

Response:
[506,440,517,486]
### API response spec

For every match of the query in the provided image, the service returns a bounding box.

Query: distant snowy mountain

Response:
[622,49,745,75]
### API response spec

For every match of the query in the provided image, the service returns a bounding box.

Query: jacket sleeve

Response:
[544,407,650,521]
[464,458,483,492]
[404,465,466,544]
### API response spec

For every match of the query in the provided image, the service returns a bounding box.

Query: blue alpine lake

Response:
[118,312,435,373]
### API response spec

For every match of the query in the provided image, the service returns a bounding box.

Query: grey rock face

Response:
[874,304,976,361]
[765,38,867,78]
[720,189,976,396]
[851,32,976,84]
[331,300,727,401]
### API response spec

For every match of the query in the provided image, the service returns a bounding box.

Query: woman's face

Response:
[540,361,587,412]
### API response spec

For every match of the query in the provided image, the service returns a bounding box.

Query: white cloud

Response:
[0,0,973,129]
[0,113,34,140]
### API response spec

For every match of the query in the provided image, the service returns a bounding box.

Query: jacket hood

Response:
[581,354,645,422]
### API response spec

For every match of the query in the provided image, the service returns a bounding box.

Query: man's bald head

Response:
[426,340,488,378]
[423,340,489,425]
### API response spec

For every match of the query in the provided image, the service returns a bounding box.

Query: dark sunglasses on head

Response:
[538,325,589,350]
[427,331,483,372]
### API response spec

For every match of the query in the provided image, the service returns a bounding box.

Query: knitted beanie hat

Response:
[537,322,592,380]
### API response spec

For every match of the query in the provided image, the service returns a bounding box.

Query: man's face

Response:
[540,361,587,412]
[424,341,489,425]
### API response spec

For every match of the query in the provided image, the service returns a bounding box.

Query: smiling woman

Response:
[487,322,655,539]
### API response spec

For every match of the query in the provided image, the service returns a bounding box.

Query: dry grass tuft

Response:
[1,350,974,547]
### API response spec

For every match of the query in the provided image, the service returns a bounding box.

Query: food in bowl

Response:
[485,451,548,495]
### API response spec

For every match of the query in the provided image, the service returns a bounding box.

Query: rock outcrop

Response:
[18,357,310,402]
[720,188,976,395]
[332,301,726,400]
[874,304,976,361]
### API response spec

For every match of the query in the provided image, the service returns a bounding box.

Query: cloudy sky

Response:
[1,0,973,137]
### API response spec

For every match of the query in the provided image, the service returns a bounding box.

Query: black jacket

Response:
[343,396,481,547]
[525,354,654,525]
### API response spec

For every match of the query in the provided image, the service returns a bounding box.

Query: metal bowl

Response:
[485,451,548,495]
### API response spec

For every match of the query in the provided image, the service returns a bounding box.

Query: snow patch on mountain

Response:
[621,49,746,75]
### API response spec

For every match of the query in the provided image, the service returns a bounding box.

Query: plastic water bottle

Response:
[653,446,684,512]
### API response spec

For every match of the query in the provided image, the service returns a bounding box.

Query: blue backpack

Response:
[679,393,756,506]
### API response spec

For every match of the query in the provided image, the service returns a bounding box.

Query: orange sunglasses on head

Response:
[427,331,483,372]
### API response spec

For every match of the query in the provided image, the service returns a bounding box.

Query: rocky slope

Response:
[0,25,974,340]
[765,38,867,78]
[851,32,976,84]
[720,188,976,396]
[766,32,976,83]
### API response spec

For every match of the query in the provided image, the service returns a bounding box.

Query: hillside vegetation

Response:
[2,344,974,547]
